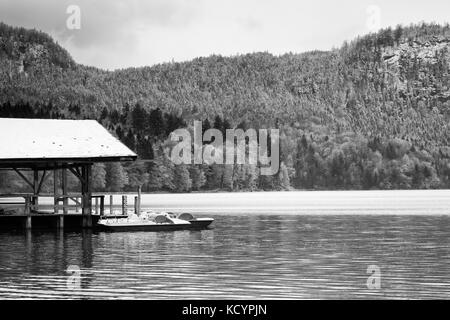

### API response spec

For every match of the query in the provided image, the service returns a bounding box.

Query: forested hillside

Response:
[0,22,449,193]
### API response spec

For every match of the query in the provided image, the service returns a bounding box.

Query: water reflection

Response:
[0,215,450,299]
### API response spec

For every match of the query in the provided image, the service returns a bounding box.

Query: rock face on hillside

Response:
[0,23,75,77]
[383,37,450,65]
[382,37,450,102]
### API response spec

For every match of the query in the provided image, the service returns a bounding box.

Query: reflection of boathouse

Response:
[0,118,137,229]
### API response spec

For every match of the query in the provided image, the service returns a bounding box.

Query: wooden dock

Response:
[0,193,141,230]
[0,118,138,230]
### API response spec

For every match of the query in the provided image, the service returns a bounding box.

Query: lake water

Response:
[1,190,450,299]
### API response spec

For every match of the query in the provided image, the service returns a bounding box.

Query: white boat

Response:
[96,211,214,232]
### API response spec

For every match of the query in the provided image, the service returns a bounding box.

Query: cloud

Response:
[0,0,204,69]
[1,0,450,70]
[0,0,202,48]
[236,17,263,31]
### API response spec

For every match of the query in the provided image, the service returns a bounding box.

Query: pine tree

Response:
[189,165,206,191]
[105,162,129,192]
[278,162,291,190]
[149,108,165,136]
[92,163,106,191]
[222,164,234,191]
[206,164,223,189]
[136,134,154,159]
[147,158,165,191]
[125,161,149,190]
[213,115,223,132]
[232,164,246,190]
[244,164,259,191]
[131,103,149,132]
[202,118,211,136]
[173,164,192,192]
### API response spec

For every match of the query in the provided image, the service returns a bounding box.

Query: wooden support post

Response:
[122,196,127,216]
[23,195,32,229]
[95,197,99,215]
[54,169,59,214]
[33,170,39,210]
[109,195,113,215]
[75,197,80,213]
[62,169,68,215]
[81,165,93,228]
[100,196,105,217]
[57,215,64,229]
[137,186,142,216]
[134,196,138,215]
[24,196,31,215]
[25,216,32,229]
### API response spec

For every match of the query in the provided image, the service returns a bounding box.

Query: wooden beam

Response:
[75,167,82,180]
[69,197,82,206]
[37,170,48,194]
[13,169,34,190]
[0,156,137,167]
[68,166,84,184]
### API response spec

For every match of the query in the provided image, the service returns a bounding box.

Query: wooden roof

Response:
[0,118,137,168]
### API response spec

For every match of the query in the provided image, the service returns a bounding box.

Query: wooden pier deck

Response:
[0,193,138,230]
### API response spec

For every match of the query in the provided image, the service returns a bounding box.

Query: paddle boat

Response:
[96,211,214,232]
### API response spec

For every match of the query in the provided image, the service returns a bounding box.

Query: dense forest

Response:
[0,22,449,193]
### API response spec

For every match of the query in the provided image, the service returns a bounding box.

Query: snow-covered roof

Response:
[0,118,137,165]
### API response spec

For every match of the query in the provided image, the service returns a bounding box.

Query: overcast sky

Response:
[1,0,449,70]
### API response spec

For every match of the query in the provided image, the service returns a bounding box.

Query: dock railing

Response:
[0,192,142,229]
[0,194,105,216]
[0,194,139,216]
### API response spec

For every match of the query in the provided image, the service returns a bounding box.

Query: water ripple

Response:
[1,214,450,299]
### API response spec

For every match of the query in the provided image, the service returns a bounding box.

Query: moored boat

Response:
[176,212,215,229]
[96,211,214,232]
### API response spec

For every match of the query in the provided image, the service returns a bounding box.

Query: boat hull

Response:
[96,223,190,232]
[95,216,214,232]
[187,218,214,229]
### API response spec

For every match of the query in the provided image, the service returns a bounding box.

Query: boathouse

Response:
[0,118,137,229]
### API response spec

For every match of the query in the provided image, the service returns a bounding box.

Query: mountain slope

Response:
[0,22,449,191]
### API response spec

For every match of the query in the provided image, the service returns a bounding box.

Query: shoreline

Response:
[6,190,450,216]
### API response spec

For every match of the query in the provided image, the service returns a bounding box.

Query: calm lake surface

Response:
[1,190,450,299]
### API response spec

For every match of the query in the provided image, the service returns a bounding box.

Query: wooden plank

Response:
[0,156,137,166]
